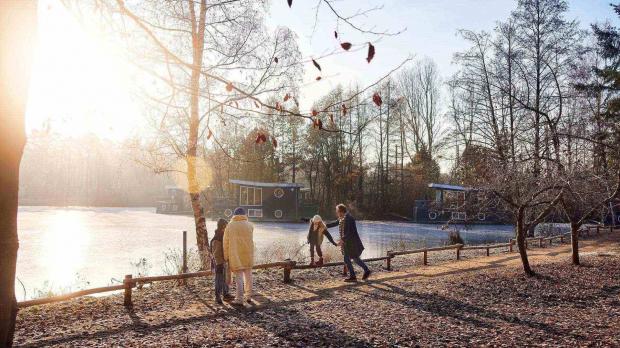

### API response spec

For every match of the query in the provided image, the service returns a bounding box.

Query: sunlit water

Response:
[16,206,514,300]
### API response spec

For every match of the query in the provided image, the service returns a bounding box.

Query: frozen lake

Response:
[16,206,514,300]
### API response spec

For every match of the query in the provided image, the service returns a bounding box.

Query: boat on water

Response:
[413,183,508,224]
[156,179,319,222]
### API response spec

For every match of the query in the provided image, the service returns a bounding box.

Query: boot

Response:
[316,257,324,266]
[310,255,316,267]
[342,265,348,276]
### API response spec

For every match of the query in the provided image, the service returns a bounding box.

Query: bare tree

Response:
[0,1,37,346]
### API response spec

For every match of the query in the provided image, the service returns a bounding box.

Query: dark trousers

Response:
[214,264,229,299]
[343,255,369,278]
[310,243,323,259]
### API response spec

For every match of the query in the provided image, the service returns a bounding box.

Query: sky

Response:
[25,0,619,141]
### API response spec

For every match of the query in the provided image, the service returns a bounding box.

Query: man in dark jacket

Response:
[328,204,371,282]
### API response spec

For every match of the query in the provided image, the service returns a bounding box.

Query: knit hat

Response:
[233,207,246,216]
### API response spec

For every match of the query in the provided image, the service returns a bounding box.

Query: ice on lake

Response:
[16,206,514,300]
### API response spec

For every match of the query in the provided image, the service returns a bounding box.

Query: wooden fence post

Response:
[509,241,513,253]
[123,274,133,307]
[610,226,613,234]
[539,237,543,248]
[423,250,428,265]
[386,251,393,270]
[283,260,296,283]
[560,235,564,243]
[596,226,600,234]
[486,247,490,257]
[456,247,460,260]
[182,230,188,274]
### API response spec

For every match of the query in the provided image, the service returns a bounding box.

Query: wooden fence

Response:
[18,225,619,308]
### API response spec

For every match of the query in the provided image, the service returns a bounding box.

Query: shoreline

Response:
[14,233,620,347]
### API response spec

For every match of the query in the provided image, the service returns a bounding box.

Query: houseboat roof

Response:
[229,179,304,188]
[428,183,472,191]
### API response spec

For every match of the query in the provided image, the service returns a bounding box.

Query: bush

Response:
[448,230,464,245]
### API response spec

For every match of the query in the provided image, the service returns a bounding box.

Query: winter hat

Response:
[216,218,228,230]
[233,207,246,216]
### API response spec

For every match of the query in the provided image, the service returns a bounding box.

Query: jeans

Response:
[214,264,230,300]
[343,255,369,278]
[310,243,323,259]
[234,269,253,302]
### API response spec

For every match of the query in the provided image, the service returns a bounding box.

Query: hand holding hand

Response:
[337,240,344,247]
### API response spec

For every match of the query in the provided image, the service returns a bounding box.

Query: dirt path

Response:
[14,233,620,347]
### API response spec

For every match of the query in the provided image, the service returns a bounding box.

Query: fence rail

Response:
[18,225,619,308]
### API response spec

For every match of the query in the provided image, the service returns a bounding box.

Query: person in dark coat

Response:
[210,218,233,303]
[326,204,371,282]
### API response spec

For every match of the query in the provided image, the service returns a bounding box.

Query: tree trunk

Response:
[0,1,37,346]
[516,207,534,276]
[187,0,209,269]
[570,222,580,266]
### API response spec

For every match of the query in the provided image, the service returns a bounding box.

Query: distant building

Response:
[413,183,506,224]
[156,180,318,222]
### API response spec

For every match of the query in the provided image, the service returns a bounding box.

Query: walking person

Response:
[330,204,371,282]
[210,218,234,304]
[223,207,255,306]
[307,215,338,266]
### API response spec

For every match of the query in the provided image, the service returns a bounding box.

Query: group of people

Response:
[209,203,371,306]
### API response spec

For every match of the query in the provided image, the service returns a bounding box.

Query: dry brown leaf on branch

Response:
[225,82,233,92]
[366,43,375,63]
[272,137,278,148]
[316,76,322,81]
[256,133,267,144]
[342,104,347,116]
[274,57,278,63]
[373,92,382,107]
[284,93,290,102]
[313,118,323,130]
[207,129,212,139]
[312,58,321,71]
[312,109,318,117]
[341,42,352,51]
[334,31,338,39]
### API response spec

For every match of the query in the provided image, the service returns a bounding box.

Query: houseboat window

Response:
[240,186,262,206]
[247,209,263,218]
[451,211,466,220]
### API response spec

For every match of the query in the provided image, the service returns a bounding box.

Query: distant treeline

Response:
[19,132,171,207]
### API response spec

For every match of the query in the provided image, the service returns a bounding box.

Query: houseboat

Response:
[413,183,507,224]
[156,180,318,222]
[156,185,193,215]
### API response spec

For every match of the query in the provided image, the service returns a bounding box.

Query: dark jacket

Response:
[326,213,364,258]
[307,223,337,246]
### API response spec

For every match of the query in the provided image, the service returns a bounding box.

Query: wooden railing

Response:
[17,225,619,308]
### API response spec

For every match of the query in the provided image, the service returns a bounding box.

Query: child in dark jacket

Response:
[211,218,233,303]
[307,215,338,266]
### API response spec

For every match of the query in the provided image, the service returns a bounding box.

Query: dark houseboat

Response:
[156,180,318,222]
[413,183,507,224]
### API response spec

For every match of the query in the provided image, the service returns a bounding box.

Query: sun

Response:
[26,0,141,141]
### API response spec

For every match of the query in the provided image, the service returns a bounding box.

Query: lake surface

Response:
[16,206,514,300]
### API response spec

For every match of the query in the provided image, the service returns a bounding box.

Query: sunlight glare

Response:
[41,210,90,288]
[26,0,141,140]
